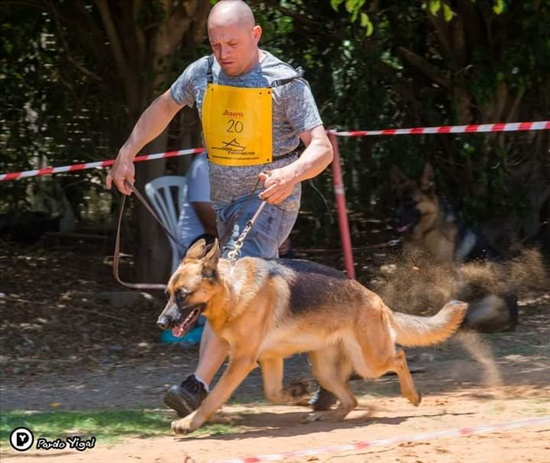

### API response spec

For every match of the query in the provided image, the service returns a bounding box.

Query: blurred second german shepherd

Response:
[390,163,519,332]
[391,163,504,264]
[157,239,467,434]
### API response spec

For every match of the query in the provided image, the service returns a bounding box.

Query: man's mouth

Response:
[171,307,202,338]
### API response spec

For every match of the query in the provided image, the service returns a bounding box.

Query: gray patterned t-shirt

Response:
[170,51,323,207]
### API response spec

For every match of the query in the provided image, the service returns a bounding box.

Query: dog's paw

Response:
[300,411,325,423]
[171,417,196,435]
[409,391,422,407]
[283,378,311,399]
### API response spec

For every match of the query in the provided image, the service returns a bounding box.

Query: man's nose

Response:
[219,45,229,60]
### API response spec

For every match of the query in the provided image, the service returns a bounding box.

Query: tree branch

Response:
[94,0,129,84]
[397,47,451,88]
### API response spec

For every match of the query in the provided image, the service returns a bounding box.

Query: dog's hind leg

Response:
[388,349,422,406]
[308,346,357,421]
[260,356,309,404]
[347,335,421,407]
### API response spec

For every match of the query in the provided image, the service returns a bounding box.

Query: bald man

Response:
[107,0,334,417]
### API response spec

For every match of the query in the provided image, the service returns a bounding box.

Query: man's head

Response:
[207,0,262,77]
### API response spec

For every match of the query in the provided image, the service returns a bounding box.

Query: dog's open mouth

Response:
[172,307,202,338]
[395,224,411,233]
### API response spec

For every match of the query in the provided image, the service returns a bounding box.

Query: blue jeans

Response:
[214,189,300,259]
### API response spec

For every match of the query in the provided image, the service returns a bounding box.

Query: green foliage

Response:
[493,0,506,14]
[423,0,507,18]
[423,0,454,20]
[0,15,42,210]
[0,3,124,220]
[1,0,547,246]
[330,0,373,35]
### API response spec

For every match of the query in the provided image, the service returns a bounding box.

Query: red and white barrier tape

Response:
[330,120,550,137]
[209,416,549,463]
[1,121,548,181]
[0,147,204,182]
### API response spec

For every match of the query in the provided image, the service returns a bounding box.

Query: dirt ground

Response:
[0,236,549,463]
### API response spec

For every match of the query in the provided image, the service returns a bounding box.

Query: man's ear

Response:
[202,239,220,277]
[185,239,207,262]
[252,25,262,44]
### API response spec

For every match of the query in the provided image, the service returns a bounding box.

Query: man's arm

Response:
[106,89,183,195]
[259,125,333,204]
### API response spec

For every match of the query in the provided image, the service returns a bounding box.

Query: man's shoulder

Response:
[261,51,300,78]
[184,56,210,78]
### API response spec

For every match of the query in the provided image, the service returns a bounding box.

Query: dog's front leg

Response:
[171,355,257,435]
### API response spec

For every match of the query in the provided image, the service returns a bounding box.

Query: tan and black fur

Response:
[157,239,467,434]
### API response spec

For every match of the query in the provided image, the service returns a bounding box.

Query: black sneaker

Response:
[163,375,208,417]
[309,385,338,411]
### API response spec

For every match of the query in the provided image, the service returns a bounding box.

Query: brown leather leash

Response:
[113,181,179,290]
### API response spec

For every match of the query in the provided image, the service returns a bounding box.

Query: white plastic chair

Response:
[144,175,187,274]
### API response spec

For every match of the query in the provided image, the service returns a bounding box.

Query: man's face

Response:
[208,22,261,77]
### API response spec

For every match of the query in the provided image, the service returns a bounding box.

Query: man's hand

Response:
[258,167,297,204]
[106,155,135,196]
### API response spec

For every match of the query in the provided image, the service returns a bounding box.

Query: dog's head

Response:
[157,239,221,337]
[390,163,438,234]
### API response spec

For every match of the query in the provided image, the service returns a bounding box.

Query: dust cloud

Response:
[370,247,548,387]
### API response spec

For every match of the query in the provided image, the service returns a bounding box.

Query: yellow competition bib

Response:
[202,83,272,166]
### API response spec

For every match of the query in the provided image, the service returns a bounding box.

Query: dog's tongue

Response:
[172,322,186,338]
[170,308,200,338]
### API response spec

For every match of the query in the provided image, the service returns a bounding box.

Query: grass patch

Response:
[0,408,244,449]
[0,409,171,446]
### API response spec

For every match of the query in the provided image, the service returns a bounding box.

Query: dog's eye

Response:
[174,288,191,304]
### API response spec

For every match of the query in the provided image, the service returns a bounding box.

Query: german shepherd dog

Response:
[391,163,505,264]
[390,163,519,332]
[157,239,467,434]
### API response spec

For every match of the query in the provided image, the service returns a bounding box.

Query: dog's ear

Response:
[202,239,220,277]
[185,239,207,262]
[390,165,408,188]
[419,163,435,193]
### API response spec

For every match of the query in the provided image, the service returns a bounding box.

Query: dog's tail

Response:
[389,300,468,347]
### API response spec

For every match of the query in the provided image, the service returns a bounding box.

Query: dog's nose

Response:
[157,315,170,330]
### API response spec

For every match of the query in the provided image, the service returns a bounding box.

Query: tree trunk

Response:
[95,0,210,284]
